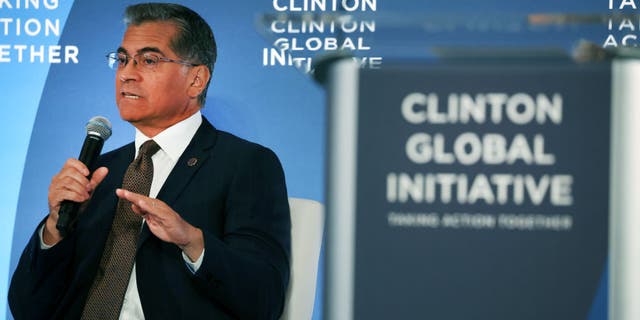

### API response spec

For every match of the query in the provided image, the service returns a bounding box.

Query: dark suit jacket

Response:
[9,117,291,320]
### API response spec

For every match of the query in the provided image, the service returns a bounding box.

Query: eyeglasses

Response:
[106,52,200,71]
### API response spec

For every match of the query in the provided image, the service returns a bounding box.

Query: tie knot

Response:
[139,139,160,157]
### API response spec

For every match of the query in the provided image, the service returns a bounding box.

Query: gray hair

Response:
[124,3,217,106]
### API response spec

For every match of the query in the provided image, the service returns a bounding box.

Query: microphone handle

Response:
[56,135,105,237]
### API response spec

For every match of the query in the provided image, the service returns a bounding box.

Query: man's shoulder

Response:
[215,130,271,154]
[213,130,282,166]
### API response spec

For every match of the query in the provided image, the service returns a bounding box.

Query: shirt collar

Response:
[134,111,202,161]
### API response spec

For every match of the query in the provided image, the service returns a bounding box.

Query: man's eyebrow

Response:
[137,47,165,56]
[116,47,166,56]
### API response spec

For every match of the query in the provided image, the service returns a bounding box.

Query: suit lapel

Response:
[137,118,219,249]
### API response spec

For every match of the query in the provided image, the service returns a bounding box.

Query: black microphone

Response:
[56,116,112,237]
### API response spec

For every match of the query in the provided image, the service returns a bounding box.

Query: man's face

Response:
[115,21,199,136]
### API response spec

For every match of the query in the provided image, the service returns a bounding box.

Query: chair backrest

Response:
[280,198,325,320]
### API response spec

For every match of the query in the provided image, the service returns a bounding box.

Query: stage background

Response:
[0,0,613,319]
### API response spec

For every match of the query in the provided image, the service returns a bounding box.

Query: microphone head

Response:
[86,116,112,140]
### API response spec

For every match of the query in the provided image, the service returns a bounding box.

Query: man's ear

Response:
[187,65,210,98]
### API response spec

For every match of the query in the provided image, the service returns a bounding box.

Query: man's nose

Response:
[118,60,141,82]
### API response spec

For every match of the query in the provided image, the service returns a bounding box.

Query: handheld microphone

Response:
[56,116,112,237]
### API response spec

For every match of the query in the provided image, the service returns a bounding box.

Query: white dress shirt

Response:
[40,111,206,319]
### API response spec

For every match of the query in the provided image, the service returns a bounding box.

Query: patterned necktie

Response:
[81,140,160,320]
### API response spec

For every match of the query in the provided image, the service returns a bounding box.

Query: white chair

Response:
[280,198,325,320]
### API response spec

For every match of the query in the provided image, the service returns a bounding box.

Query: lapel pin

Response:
[187,157,198,167]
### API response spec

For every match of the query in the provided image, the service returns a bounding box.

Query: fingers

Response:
[116,188,157,216]
[48,159,91,213]
[115,189,192,246]
[51,189,90,205]
[48,160,110,217]
[89,167,109,191]
[117,190,171,228]
[131,198,158,219]
[63,158,90,176]
[58,159,91,189]
[116,188,146,206]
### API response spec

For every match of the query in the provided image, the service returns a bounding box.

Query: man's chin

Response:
[117,105,143,121]
[117,112,143,124]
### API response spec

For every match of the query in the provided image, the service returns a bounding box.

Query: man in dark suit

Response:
[8,3,290,319]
